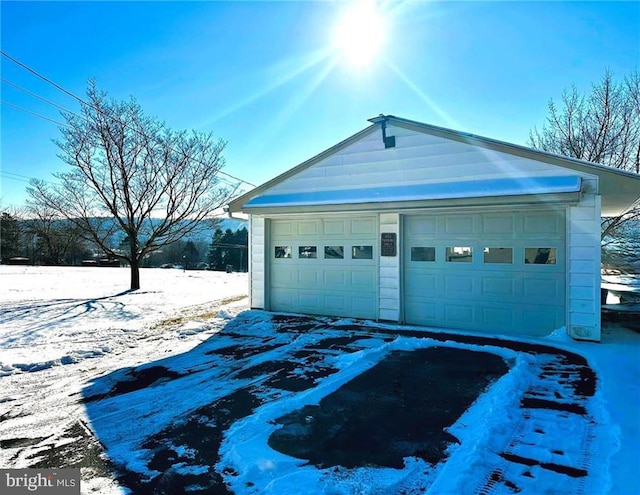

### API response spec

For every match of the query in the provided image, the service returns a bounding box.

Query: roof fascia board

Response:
[241,191,581,215]
[243,176,581,208]
[228,124,379,212]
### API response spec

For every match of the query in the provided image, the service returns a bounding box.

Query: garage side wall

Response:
[379,213,400,321]
[249,215,266,309]
[567,189,601,341]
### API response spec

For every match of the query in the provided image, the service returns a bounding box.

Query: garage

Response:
[403,210,565,335]
[269,216,378,319]
[229,115,640,341]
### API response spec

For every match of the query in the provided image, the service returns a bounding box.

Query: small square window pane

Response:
[525,247,556,265]
[483,247,513,264]
[411,247,435,262]
[352,245,373,259]
[324,246,344,259]
[446,246,472,262]
[275,246,291,258]
[299,246,317,259]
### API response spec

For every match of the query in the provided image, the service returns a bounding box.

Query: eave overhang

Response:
[239,176,582,215]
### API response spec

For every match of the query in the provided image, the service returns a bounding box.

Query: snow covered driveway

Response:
[0,266,638,494]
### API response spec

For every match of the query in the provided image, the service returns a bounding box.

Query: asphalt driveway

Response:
[8,311,598,494]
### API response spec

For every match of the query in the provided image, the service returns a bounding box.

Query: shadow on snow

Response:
[0,290,136,340]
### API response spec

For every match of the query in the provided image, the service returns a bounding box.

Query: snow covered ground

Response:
[0,265,638,494]
[0,266,249,493]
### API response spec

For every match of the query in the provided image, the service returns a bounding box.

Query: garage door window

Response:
[446,246,472,262]
[411,247,436,262]
[483,247,513,264]
[352,245,373,259]
[299,246,317,259]
[324,246,344,259]
[525,247,556,265]
[275,246,292,258]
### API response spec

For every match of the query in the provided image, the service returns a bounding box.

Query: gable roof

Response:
[228,115,640,216]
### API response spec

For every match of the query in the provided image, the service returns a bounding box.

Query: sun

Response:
[331,1,387,69]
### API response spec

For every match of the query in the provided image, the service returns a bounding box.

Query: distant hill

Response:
[215,218,248,233]
[18,216,247,246]
[191,217,247,242]
[139,217,247,243]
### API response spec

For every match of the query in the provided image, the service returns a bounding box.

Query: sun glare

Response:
[332,1,387,69]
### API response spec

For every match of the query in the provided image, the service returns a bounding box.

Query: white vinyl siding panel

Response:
[264,127,590,196]
[403,210,566,336]
[249,216,266,309]
[379,213,400,321]
[269,216,378,319]
[567,193,601,340]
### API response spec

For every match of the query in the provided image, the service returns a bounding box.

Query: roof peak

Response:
[367,114,395,124]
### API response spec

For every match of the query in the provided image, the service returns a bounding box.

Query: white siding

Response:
[567,191,601,341]
[379,213,400,321]
[264,126,593,196]
[249,216,266,309]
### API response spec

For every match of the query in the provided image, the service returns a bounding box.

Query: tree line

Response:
[0,212,248,272]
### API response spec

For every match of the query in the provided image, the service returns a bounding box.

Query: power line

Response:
[0,99,66,126]
[1,170,39,180]
[0,172,34,184]
[1,50,84,105]
[0,94,243,191]
[0,170,60,187]
[0,96,244,191]
[0,95,245,195]
[1,51,257,188]
[1,77,78,115]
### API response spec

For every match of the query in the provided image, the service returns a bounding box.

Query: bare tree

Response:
[27,82,232,289]
[529,70,640,240]
[23,202,87,265]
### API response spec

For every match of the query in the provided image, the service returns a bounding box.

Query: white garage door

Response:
[404,210,565,335]
[270,216,378,319]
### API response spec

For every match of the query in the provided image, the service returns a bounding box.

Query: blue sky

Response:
[1,1,639,209]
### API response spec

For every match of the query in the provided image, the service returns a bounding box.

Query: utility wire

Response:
[1,170,44,181]
[1,50,257,188]
[0,94,243,190]
[1,77,79,115]
[1,50,84,104]
[0,95,242,191]
[0,171,35,184]
[0,99,66,126]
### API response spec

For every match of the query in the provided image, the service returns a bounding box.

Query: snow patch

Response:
[177,320,211,338]
[544,325,573,343]
[217,309,234,320]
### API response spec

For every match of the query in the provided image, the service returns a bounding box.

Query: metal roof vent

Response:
[368,114,396,149]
